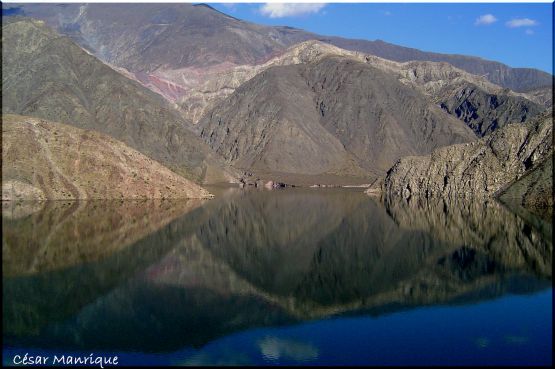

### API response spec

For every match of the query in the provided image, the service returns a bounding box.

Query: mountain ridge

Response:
[174,40,544,137]
[5,2,551,93]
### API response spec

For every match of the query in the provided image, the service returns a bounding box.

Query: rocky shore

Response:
[369,110,552,206]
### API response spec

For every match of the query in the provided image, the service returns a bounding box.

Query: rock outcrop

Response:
[328,51,543,137]
[2,115,213,200]
[498,154,553,218]
[376,110,552,200]
[133,40,544,130]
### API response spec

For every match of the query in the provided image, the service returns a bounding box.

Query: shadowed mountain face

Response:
[5,3,551,93]
[437,84,543,137]
[2,18,236,184]
[3,5,545,168]
[134,38,540,146]
[3,190,551,352]
[197,56,476,182]
[155,40,542,139]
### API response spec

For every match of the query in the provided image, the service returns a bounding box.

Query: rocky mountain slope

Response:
[365,56,545,135]
[197,55,477,183]
[6,3,551,94]
[2,17,236,184]
[1,8,550,189]
[436,84,543,136]
[2,3,309,72]
[520,86,553,108]
[375,110,552,201]
[180,41,542,139]
[2,115,212,200]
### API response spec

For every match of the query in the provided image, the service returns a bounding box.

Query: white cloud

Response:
[259,3,326,18]
[506,18,538,28]
[383,11,392,16]
[475,14,497,26]
[525,29,534,35]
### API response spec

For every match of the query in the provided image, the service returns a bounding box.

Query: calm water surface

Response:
[2,188,552,365]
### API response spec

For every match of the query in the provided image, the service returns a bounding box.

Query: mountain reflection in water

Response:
[2,188,552,363]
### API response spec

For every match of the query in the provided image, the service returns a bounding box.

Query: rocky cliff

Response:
[6,8,544,139]
[2,115,212,200]
[376,110,552,200]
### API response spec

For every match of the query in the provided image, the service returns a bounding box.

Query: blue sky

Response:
[211,3,553,73]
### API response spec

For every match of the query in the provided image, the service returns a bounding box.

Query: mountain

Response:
[2,17,236,184]
[358,56,544,136]
[2,3,308,71]
[520,86,553,108]
[374,110,553,203]
[5,2,551,93]
[322,37,553,93]
[2,115,212,200]
[196,55,477,184]
[155,40,543,134]
[1,7,550,187]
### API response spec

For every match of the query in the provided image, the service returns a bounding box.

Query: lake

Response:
[2,187,552,366]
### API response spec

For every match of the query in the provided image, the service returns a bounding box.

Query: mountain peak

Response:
[193,3,216,11]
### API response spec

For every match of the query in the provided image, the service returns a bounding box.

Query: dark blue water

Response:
[2,189,553,366]
[5,290,551,366]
